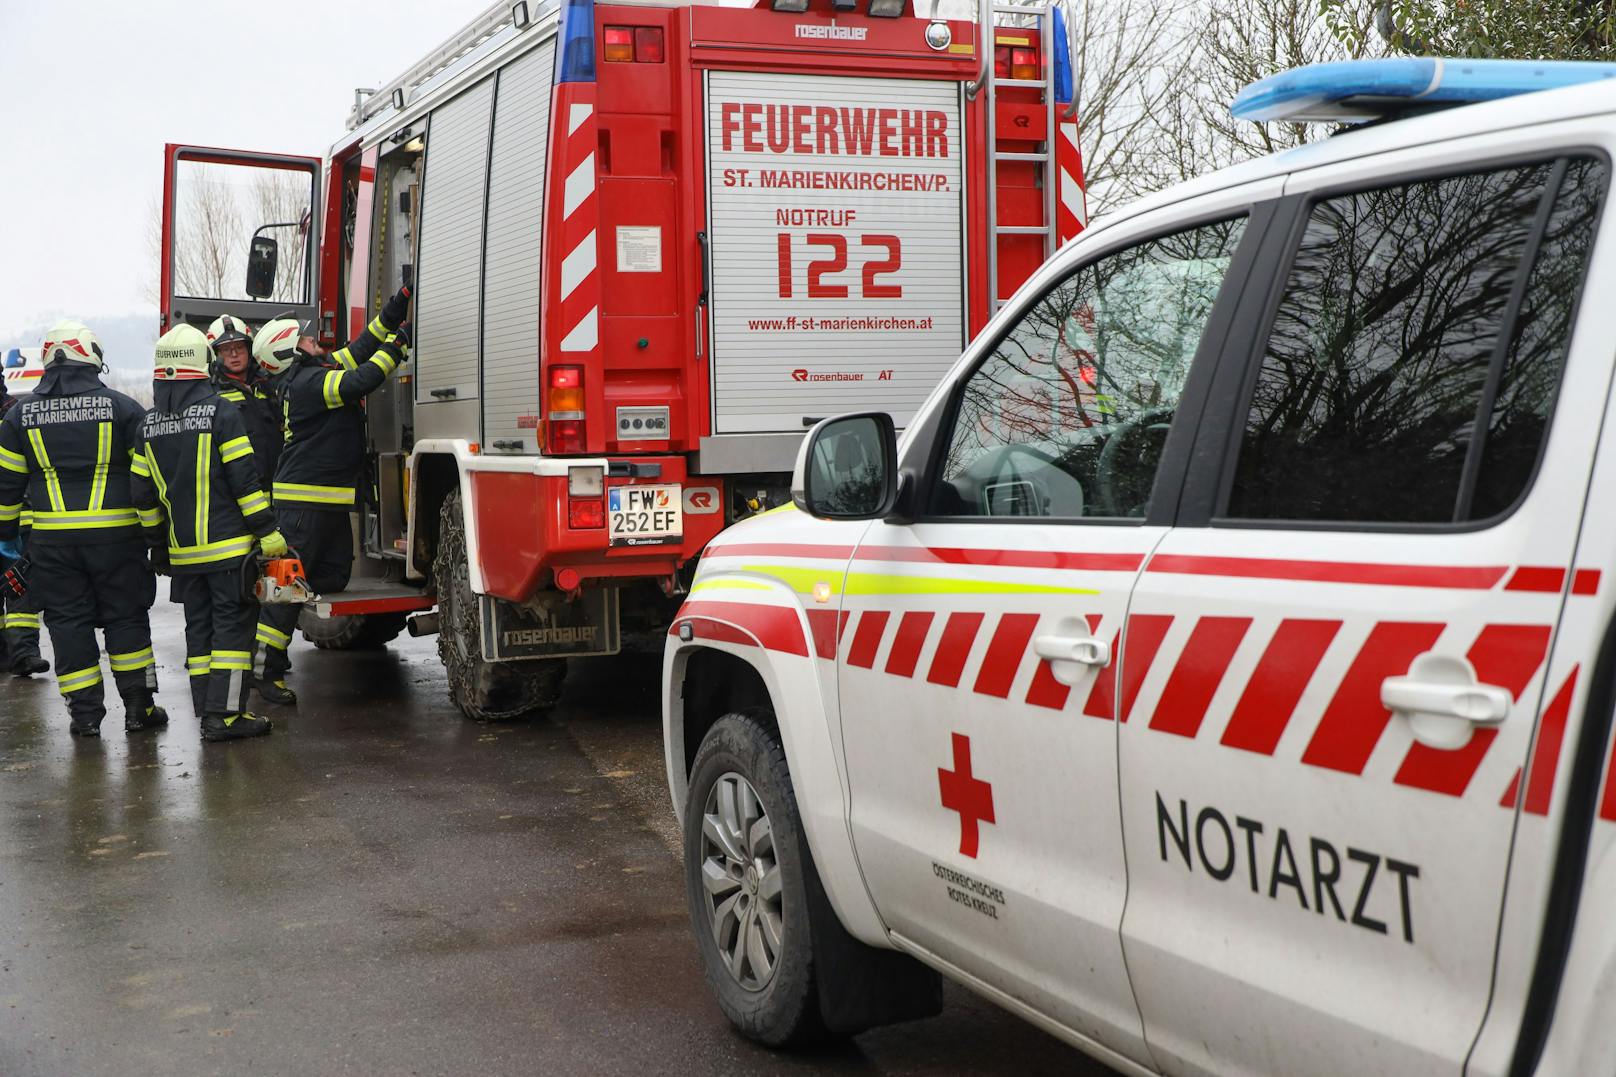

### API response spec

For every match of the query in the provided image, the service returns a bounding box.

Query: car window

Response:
[1226,156,1605,526]
[930,216,1247,519]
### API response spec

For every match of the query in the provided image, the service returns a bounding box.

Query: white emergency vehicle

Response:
[662,57,1616,1074]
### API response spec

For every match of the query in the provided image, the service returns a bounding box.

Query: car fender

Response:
[664,568,889,947]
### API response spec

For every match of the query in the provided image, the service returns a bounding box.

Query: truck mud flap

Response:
[478,588,620,662]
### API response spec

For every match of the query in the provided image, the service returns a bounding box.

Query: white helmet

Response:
[40,320,105,369]
[206,314,253,349]
[253,318,302,376]
[153,324,212,381]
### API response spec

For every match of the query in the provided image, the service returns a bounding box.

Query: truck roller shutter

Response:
[704,73,967,435]
[414,76,495,407]
[480,42,557,452]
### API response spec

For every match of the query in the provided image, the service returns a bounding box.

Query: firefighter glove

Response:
[381,285,412,329]
[149,546,171,577]
[260,530,289,558]
[0,537,20,562]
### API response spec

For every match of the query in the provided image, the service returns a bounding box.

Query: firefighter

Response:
[206,315,282,485]
[248,287,411,705]
[0,321,165,736]
[0,375,48,677]
[132,324,284,742]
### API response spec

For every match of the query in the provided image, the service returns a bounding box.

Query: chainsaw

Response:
[242,547,315,605]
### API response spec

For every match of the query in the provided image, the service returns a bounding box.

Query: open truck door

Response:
[160,145,322,333]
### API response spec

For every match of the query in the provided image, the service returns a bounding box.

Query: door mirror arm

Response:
[883,470,918,526]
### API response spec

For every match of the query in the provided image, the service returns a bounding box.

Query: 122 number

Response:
[776,233,902,299]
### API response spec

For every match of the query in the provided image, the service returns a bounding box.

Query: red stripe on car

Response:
[1148,617,1252,738]
[885,611,935,678]
[1148,554,1508,590]
[1523,668,1580,816]
[676,600,808,657]
[846,610,889,669]
[974,613,1040,699]
[927,612,985,688]
[1221,619,1342,756]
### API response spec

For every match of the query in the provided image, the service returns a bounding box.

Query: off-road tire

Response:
[298,610,407,650]
[432,489,565,721]
[685,712,826,1046]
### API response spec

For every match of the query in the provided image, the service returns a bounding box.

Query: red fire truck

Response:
[157,0,1085,720]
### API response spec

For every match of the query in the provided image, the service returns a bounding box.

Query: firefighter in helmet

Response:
[248,286,412,704]
[132,325,286,741]
[0,373,48,677]
[206,315,282,485]
[0,321,165,737]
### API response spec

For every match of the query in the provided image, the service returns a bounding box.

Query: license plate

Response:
[608,484,683,547]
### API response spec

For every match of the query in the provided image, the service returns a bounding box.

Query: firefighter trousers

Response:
[29,538,158,724]
[1,569,43,671]
[174,566,258,718]
[257,508,352,683]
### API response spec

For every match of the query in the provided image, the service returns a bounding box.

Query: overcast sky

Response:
[0,0,487,345]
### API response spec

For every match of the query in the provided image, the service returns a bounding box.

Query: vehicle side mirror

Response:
[792,412,898,520]
[245,236,279,299]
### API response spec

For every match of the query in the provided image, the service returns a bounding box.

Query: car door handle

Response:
[1382,653,1511,750]
[1033,633,1109,686]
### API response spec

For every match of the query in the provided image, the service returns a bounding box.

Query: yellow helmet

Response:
[153,324,212,381]
[40,320,105,369]
[253,318,302,376]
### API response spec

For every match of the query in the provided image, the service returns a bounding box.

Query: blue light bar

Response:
[1051,7,1073,106]
[1233,57,1616,125]
[555,0,595,84]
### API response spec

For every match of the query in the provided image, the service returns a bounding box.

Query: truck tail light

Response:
[1011,47,1039,80]
[634,27,664,62]
[603,26,634,62]
[604,25,664,63]
[548,365,586,454]
[568,495,605,529]
[994,46,1012,80]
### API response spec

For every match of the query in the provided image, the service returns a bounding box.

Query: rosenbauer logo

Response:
[791,368,894,382]
[795,22,868,41]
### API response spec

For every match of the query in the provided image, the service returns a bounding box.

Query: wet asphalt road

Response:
[0,602,1114,1076]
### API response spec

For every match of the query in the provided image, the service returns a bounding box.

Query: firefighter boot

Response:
[67,700,104,739]
[257,678,297,706]
[123,692,170,734]
[12,654,49,677]
[201,712,273,742]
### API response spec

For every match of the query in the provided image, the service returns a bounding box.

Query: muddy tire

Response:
[432,489,565,721]
[686,712,824,1046]
[298,610,407,650]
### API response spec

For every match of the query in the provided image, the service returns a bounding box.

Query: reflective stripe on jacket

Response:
[272,314,407,512]
[132,380,277,573]
[0,365,147,546]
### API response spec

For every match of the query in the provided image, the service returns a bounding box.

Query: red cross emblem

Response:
[938,732,995,858]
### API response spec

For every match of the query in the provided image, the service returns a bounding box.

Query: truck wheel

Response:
[432,489,565,721]
[686,712,825,1046]
[298,610,407,650]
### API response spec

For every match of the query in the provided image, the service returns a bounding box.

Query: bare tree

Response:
[1064,0,1198,212]
[253,170,313,304]
[172,175,244,300]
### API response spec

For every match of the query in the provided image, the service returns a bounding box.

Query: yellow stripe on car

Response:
[742,565,1098,598]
